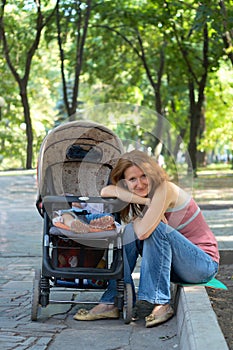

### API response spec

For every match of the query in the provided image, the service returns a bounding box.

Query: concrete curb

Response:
[177,285,229,350]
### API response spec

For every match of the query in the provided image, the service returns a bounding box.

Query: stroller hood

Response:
[37,120,124,199]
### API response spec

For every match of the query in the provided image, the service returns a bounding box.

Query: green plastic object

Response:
[180,278,228,290]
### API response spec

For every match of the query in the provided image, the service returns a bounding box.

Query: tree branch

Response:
[172,21,199,86]
[72,0,92,112]
[197,23,209,110]
[95,24,142,58]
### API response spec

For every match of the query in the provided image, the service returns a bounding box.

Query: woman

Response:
[74,150,219,328]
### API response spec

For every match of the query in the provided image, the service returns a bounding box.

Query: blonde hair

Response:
[111,150,168,222]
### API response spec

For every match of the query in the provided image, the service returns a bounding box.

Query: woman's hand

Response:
[101,185,151,206]
[145,198,151,207]
[132,181,170,240]
[100,185,118,198]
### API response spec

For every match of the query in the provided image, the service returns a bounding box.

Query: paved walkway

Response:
[0,175,178,350]
[0,174,232,349]
[202,209,233,250]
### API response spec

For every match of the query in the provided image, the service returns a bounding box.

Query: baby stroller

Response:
[31,120,133,323]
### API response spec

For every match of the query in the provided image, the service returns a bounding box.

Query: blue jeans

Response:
[100,221,219,305]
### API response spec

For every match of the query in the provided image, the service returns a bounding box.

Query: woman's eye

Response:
[127,177,136,182]
[140,174,147,181]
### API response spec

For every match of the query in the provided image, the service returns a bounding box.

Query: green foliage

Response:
[0,0,232,170]
[198,61,233,156]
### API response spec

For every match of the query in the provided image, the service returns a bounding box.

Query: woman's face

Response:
[124,165,150,197]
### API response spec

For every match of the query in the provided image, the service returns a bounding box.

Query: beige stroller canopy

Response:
[37,120,124,198]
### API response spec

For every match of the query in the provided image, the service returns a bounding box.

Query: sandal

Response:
[89,216,115,229]
[73,308,119,321]
[145,304,174,328]
[71,219,90,233]
[71,217,116,233]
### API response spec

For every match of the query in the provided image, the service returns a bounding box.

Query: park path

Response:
[0,172,232,350]
[0,174,179,350]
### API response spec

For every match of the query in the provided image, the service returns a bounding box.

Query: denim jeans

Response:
[100,221,219,305]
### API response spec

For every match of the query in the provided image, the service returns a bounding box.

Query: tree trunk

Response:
[0,1,57,168]
[187,79,196,175]
[151,46,165,150]
[56,0,92,118]
[188,123,198,175]
[20,85,33,169]
[187,24,208,176]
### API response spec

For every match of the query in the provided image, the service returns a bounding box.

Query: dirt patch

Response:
[192,172,233,349]
[207,264,233,350]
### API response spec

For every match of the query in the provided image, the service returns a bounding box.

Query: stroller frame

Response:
[31,121,133,323]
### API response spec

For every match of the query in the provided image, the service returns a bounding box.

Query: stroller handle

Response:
[43,195,122,204]
[42,195,127,215]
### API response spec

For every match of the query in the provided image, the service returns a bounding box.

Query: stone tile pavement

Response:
[0,174,179,350]
[0,174,232,349]
[202,208,233,250]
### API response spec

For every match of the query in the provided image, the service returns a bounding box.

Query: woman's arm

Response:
[133,181,172,240]
[100,185,151,206]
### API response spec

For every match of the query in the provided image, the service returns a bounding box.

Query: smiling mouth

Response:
[135,189,148,195]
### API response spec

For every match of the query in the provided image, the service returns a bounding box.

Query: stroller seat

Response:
[50,225,120,242]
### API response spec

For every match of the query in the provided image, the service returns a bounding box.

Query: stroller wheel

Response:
[123,283,133,324]
[31,269,41,321]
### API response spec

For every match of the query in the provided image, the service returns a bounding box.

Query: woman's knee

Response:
[123,223,137,245]
[147,221,169,241]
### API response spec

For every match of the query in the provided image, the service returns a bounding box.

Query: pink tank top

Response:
[165,198,219,263]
